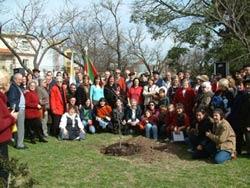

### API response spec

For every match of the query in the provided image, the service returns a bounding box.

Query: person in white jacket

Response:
[59,105,85,140]
[143,77,159,107]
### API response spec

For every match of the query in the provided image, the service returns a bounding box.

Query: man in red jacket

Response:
[0,70,18,187]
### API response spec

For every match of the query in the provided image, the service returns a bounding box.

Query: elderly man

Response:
[7,73,27,149]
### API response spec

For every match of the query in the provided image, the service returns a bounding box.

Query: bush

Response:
[0,158,37,187]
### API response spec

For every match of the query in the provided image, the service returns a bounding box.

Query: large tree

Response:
[0,0,81,73]
[131,0,250,70]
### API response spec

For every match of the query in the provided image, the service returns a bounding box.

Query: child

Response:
[157,88,169,107]
[139,110,158,139]
[79,99,95,134]
[165,104,176,140]
[59,105,85,140]
[158,105,168,138]
[93,98,112,131]
[171,103,190,139]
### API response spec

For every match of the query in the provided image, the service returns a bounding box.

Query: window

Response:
[21,40,29,51]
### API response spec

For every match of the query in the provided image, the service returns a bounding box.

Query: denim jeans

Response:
[204,142,232,164]
[82,120,96,134]
[97,119,108,129]
[214,150,231,164]
[145,123,158,139]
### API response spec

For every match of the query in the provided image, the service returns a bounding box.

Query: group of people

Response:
[1,64,250,182]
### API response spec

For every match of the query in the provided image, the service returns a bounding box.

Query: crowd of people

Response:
[1,64,250,184]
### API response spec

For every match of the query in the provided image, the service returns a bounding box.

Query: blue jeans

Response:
[82,120,96,134]
[145,123,158,139]
[97,119,108,129]
[205,142,232,164]
[214,150,231,164]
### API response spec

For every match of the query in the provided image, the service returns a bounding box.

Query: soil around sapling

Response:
[101,136,187,163]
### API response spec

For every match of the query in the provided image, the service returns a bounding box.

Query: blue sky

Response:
[1,0,174,54]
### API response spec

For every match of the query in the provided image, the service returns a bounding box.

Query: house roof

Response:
[0,48,13,55]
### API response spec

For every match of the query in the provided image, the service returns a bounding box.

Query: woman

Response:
[59,105,85,140]
[147,101,160,117]
[26,73,33,83]
[167,76,180,103]
[140,110,158,139]
[173,78,196,118]
[25,81,48,144]
[125,99,142,134]
[50,76,67,136]
[127,78,143,107]
[104,75,124,107]
[93,98,112,130]
[210,78,234,117]
[143,77,159,107]
[90,75,104,106]
[0,70,18,186]
[205,109,236,164]
[112,98,126,134]
[188,108,213,158]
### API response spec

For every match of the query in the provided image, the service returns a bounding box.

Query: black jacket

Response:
[7,82,22,112]
[125,106,142,121]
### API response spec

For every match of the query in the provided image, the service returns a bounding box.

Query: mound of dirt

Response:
[101,136,187,163]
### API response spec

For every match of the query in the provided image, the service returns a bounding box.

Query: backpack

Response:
[210,95,228,112]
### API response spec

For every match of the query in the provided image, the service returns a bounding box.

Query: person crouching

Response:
[59,105,85,140]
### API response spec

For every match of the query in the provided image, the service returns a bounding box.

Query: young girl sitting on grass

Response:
[79,98,95,134]
[139,109,158,139]
[59,105,85,141]
[170,103,190,141]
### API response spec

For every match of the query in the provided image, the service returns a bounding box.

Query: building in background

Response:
[0,33,64,76]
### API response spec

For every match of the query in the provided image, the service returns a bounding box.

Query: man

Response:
[164,71,172,91]
[7,73,27,149]
[126,72,136,90]
[238,78,250,155]
[153,71,165,87]
[45,71,56,93]
[32,68,41,84]
[115,68,126,93]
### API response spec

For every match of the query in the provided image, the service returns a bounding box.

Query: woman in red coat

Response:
[173,79,196,118]
[127,78,143,106]
[25,81,47,144]
[0,70,18,186]
[50,76,67,136]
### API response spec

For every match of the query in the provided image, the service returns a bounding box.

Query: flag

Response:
[69,52,76,84]
[84,55,98,82]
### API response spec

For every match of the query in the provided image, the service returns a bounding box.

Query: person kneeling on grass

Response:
[205,108,236,164]
[139,109,158,140]
[59,105,85,140]
[187,107,213,157]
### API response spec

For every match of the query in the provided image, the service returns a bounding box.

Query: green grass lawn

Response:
[9,133,250,188]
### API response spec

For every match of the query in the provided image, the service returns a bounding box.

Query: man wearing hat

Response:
[153,71,165,87]
[195,74,209,95]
